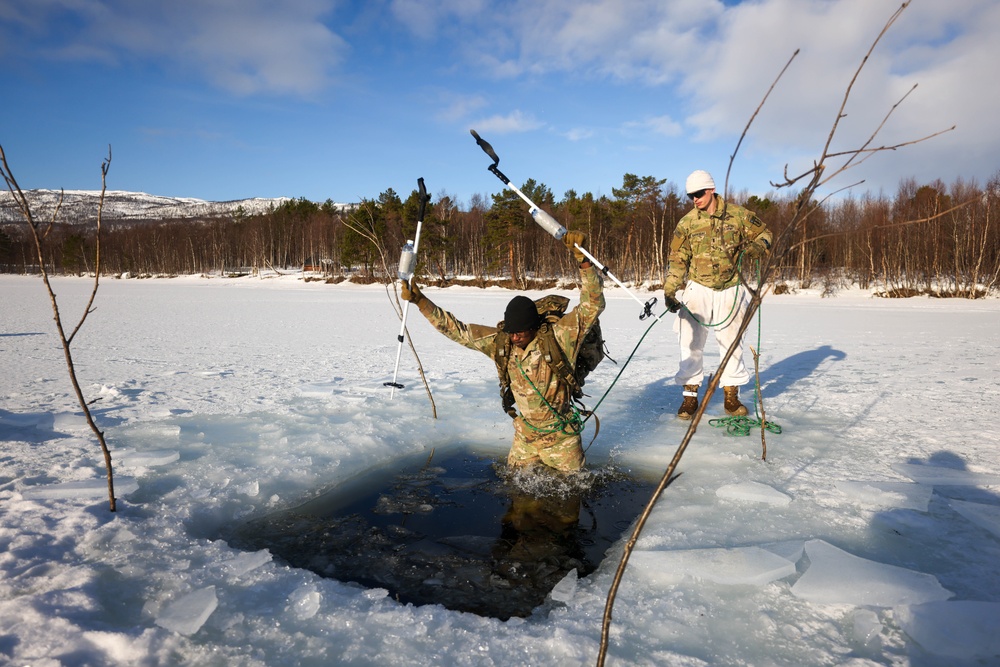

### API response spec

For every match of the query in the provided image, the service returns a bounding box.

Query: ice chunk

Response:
[760,540,805,563]
[21,477,139,500]
[549,568,578,603]
[124,423,182,439]
[895,600,1000,659]
[835,480,932,511]
[221,549,272,577]
[52,412,89,431]
[948,499,1000,539]
[118,449,180,467]
[851,609,882,646]
[629,546,797,587]
[892,462,1000,486]
[716,481,791,506]
[235,479,259,497]
[154,586,218,636]
[287,584,322,620]
[790,540,952,607]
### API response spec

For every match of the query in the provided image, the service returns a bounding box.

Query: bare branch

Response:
[723,49,800,197]
[68,146,111,344]
[0,143,119,511]
[594,2,964,664]
[785,194,979,254]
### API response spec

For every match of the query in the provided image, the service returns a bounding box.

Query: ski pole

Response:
[470,129,658,320]
[385,177,431,397]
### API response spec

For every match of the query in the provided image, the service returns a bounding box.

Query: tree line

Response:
[2,171,998,297]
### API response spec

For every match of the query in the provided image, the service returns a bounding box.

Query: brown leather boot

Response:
[677,384,700,420]
[724,386,748,416]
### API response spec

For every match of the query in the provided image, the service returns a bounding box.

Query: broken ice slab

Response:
[892,462,1000,486]
[154,585,218,636]
[851,609,882,646]
[219,549,272,577]
[548,568,578,604]
[790,539,952,607]
[118,449,180,467]
[21,477,139,500]
[948,498,1000,539]
[51,412,90,431]
[715,481,791,506]
[760,540,806,563]
[629,546,797,587]
[835,480,932,511]
[895,600,1000,660]
[120,423,182,439]
[286,583,322,620]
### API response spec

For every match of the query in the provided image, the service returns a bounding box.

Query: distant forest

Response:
[3,172,999,297]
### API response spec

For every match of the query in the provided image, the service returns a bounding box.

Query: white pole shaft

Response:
[388,216,424,399]
[504,181,652,311]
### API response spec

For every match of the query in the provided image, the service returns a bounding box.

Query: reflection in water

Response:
[226,447,657,620]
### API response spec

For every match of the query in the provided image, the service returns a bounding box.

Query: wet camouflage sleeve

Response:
[415,293,499,357]
[663,196,772,296]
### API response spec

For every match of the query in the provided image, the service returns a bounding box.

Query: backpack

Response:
[492,294,609,418]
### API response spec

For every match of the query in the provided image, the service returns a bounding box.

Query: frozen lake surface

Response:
[2,273,999,666]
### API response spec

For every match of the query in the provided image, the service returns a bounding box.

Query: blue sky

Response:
[1,0,997,208]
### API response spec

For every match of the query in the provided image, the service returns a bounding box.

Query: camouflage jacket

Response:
[663,195,772,296]
[417,265,605,429]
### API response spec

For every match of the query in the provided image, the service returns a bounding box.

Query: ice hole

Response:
[226,446,659,620]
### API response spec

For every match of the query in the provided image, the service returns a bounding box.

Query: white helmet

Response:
[685,170,716,194]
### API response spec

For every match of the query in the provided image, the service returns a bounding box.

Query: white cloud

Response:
[429,0,999,191]
[623,115,683,138]
[8,0,348,96]
[471,110,544,134]
[389,0,487,40]
[565,127,595,141]
[435,94,489,123]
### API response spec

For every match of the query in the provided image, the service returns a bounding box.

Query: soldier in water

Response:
[400,231,604,472]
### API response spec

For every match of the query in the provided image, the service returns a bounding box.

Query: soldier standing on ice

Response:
[662,170,773,420]
[400,231,604,472]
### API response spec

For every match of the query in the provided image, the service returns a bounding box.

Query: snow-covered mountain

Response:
[0,189,350,224]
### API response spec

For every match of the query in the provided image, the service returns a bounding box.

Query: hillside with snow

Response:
[0,189,354,224]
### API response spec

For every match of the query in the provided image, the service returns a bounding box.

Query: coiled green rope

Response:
[707,257,782,437]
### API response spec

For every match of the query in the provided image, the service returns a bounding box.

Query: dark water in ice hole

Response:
[227,446,660,620]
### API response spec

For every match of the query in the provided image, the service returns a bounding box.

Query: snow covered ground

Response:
[2,272,999,666]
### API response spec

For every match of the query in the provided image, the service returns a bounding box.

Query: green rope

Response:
[709,256,783,438]
[709,414,783,437]
[514,355,586,436]
[584,306,671,421]
[680,283,740,328]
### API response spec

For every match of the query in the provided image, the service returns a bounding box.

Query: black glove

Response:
[563,230,588,264]
[400,279,424,305]
[664,293,682,313]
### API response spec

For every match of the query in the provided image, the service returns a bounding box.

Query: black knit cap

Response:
[502,295,541,333]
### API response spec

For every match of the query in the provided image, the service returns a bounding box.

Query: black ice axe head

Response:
[417,176,429,221]
[470,129,500,165]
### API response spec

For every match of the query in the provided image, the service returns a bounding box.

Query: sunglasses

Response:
[687,189,709,200]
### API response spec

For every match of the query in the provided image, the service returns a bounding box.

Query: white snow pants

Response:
[672,281,751,387]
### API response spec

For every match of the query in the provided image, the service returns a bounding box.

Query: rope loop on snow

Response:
[708,415,783,437]
[709,256,782,437]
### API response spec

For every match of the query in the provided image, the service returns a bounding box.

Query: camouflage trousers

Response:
[508,416,585,472]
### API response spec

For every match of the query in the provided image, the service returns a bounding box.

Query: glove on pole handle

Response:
[470,129,658,320]
[386,177,430,397]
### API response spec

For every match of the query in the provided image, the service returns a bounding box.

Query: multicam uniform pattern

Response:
[416,265,605,471]
[662,195,773,297]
